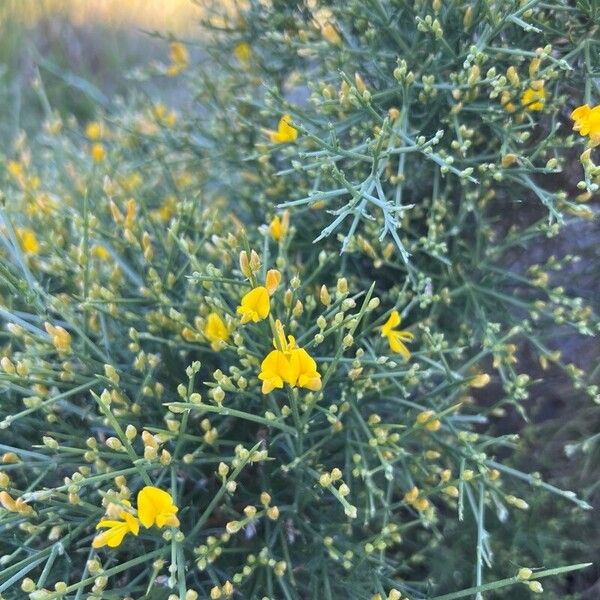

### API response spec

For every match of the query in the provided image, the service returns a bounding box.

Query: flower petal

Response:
[122,512,140,536]
[387,332,411,359]
[237,286,270,323]
[137,486,176,529]
[92,522,129,548]
[381,310,401,336]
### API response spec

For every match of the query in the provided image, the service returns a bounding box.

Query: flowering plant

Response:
[0,1,598,599]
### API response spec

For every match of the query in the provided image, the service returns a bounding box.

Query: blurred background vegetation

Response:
[0,1,598,597]
[0,0,205,142]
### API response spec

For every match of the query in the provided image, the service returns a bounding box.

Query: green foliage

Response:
[0,1,598,599]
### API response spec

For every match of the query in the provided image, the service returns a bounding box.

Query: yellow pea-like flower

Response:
[170,42,188,66]
[380,310,414,360]
[571,104,600,147]
[7,160,24,181]
[137,486,180,529]
[259,349,297,394]
[520,85,546,111]
[166,41,189,76]
[234,42,251,63]
[17,228,39,255]
[85,121,102,141]
[203,312,230,351]
[93,511,139,548]
[237,286,270,324]
[90,143,106,163]
[258,320,321,394]
[92,245,110,261]
[293,347,322,391]
[269,115,298,144]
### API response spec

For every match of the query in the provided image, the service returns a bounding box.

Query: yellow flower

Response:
[137,486,180,529]
[293,347,322,391]
[17,228,39,255]
[7,160,24,182]
[90,143,106,163]
[571,104,600,147]
[520,85,546,111]
[380,310,414,359]
[234,42,251,63]
[258,320,321,394]
[170,42,188,65]
[237,286,270,324]
[204,312,230,351]
[93,510,139,548]
[85,122,102,141]
[166,41,189,76]
[259,348,297,393]
[269,115,298,144]
[152,103,177,127]
[571,104,591,130]
[92,245,110,261]
[269,211,289,241]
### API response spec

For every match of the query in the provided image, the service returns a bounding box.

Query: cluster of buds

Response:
[404,486,430,512]
[323,536,355,570]
[232,444,268,470]
[226,491,280,536]
[364,522,402,555]
[195,532,230,570]
[44,322,72,354]
[368,413,401,453]
[372,590,411,600]
[517,567,543,593]
[167,591,200,600]
[415,410,441,432]
[502,373,531,402]
[141,429,171,465]
[0,356,30,377]
[319,467,356,518]
[415,14,443,39]
[239,249,261,279]
[0,490,35,516]
[210,580,234,599]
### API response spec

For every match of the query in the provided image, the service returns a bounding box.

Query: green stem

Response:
[429,563,592,600]
[92,391,152,486]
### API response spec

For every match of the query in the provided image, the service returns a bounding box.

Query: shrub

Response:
[0,1,598,599]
